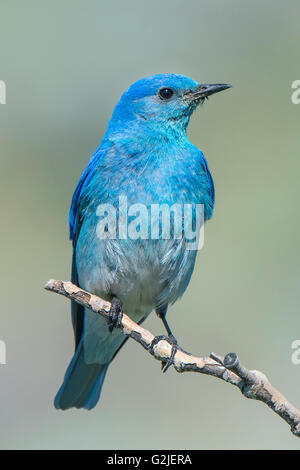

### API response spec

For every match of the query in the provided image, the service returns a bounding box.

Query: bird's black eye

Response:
[158,88,174,100]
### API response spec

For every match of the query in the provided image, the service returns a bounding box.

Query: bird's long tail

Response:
[54,338,109,410]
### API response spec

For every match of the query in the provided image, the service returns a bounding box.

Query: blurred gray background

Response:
[0,0,300,450]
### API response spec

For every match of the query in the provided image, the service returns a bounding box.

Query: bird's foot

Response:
[108,297,123,332]
[151,334,178,373]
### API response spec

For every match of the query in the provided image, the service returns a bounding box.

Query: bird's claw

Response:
[108,297,123,332]
[151,334,178,373]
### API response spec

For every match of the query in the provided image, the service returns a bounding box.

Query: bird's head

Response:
[108,73,231,136]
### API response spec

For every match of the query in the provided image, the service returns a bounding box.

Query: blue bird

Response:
[55,74,230,410]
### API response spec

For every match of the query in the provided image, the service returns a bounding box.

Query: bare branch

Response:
[45,278,300,438]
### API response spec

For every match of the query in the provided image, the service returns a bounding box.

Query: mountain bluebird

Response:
[55,74,230,410]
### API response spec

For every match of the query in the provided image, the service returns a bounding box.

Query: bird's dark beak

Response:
[185,83,231,101]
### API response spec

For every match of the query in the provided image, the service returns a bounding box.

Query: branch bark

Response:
[45,278,300,438]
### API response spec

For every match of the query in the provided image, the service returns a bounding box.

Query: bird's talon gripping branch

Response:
[151,334,179,373]
[162,334,179,373]
[108,296,123,332]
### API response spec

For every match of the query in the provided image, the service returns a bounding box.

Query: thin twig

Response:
[45,278,300,438]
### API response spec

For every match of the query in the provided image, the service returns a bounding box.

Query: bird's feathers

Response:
[54,337,109,410]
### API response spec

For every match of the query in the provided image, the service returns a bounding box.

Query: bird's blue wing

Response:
[200,152,215,204]
[69,146,105,347]
[69,148,103,243]
[197,151,215,221]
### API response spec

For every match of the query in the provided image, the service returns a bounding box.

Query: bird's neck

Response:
[106,115,190,147]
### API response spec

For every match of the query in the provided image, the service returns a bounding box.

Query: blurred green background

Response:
[0,0,300,450]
